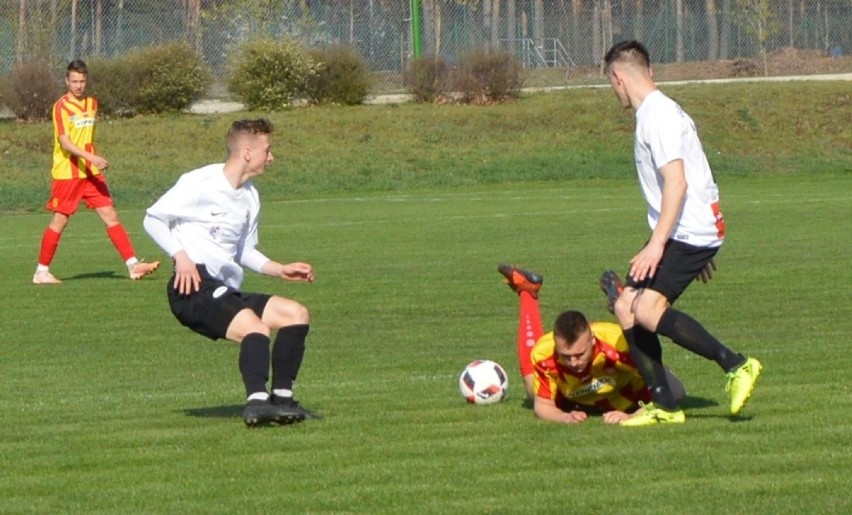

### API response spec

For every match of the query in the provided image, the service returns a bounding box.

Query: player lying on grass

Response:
[143,118,318,428]
[498,264,684,425]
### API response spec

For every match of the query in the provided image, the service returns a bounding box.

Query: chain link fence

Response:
[4,1,851,94]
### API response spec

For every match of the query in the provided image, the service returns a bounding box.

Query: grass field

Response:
[1,81,850,212]
[2,173,850,512]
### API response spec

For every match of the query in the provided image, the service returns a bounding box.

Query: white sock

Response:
[36,265,50,273]
[272,389,293,399]
[247,392,269,402]
[126,257,139,267]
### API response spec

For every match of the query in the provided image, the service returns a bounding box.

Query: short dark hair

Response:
[603,40,651,72]
[226,118,274,153]
[66,59,88,76]
[553,311,590,344]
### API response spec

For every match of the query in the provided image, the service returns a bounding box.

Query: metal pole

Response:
[410,0,422,59]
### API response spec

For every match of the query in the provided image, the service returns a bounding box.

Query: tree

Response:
[15,0,60,64]
[731,0,780,75]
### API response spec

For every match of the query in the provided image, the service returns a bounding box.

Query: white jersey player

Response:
[601,40,762,427]
[144,118,319,427]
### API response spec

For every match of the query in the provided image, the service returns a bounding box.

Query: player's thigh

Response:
[643,241,718,304]
[167,274,264,341]
[46,179,85,216]
[83,175,115,211]
[260,295,310,329]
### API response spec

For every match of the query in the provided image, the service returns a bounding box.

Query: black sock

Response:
[271,324,310,392]
[623,326,678,410]
[656,308,744,372]
[239,333,270,398]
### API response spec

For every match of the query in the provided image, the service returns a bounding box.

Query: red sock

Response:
[517,291,543,377]
[38,227,62,267]
[106,224,136,262]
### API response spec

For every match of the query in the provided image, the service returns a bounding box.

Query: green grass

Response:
[1,174,851,513]
[1,81,849,212]
[1,80,851,512]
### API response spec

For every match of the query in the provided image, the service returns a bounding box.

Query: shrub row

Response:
[0,42,519,121]
[0,43,210,121]
[0,40,372,120]
[404,50,523,104]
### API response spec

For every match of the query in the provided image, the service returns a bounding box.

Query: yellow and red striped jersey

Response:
[51,94,99,179]
[531,322,649,412]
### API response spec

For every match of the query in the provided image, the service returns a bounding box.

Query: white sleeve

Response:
[143,213,184,258]
[236,188,269,272]
[239,246,270,273]
[144,173,200,258]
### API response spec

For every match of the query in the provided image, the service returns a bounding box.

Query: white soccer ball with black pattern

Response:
[459,360,508,405]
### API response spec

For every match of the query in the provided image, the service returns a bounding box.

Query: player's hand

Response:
[563,411,588,424]
[628,241,664,282]
[602,410,631,424]
[278,262,314,283]
[172,252,201,295]
[92,155,109,170]
[695,258,717,284]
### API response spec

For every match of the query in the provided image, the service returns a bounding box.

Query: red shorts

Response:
[45,174,114,215]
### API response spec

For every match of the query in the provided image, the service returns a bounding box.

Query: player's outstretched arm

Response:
[262,261,315,283]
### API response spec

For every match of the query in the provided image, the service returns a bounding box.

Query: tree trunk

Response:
[183,0,202,52]
[787,0,793,47]
[349,0,354,45]
[94,0,103,55]
[603,0,613,55]
[421,0,436,55]
[492,0,501,50]
[592,1,600,65]
[51,0,59,58]
[70,0,77,58]
[720,0,729,58]
[534,0,544,40]
[676,0,684,62]
[572,0,581,64]
[635,0,644,41]
[16,0,26,62]
[507,0,516,41]
[706,0,718,59]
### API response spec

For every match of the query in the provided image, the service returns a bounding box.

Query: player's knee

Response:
[633,295,667,329]
[613,292,633,324]
[267,296,310,326]
[291,302,310,325]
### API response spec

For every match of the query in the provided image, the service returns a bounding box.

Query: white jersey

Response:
[634,90,725,248]
[144,163,267,289]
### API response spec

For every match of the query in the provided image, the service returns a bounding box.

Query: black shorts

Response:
[624,239,719,304]
[166,265,271,340]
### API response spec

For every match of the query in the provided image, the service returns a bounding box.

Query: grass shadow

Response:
[680,395,718,410]
[65,270,123,281]
[182,404,243,419]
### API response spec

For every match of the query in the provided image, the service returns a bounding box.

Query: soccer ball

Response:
[459,360,508,405]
